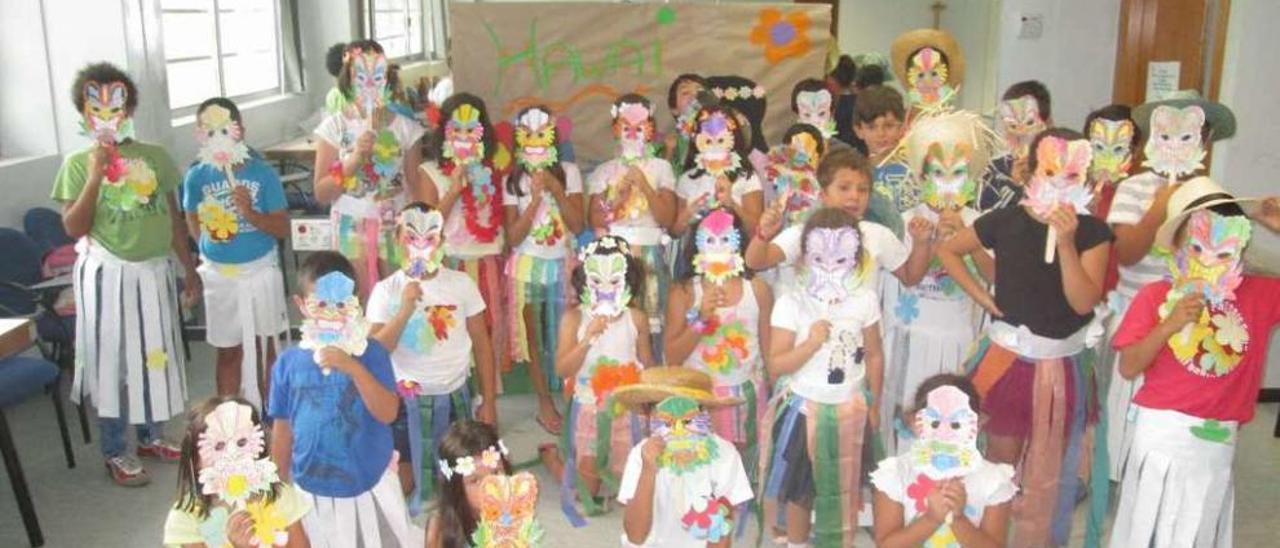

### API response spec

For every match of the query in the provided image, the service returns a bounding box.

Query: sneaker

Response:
[105,456,150,487]
[138,439,182,462]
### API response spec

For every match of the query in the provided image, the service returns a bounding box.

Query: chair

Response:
[0,355,77,547]
[21,208,73,258]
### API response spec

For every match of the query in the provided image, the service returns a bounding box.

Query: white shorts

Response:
[198,253,289,348]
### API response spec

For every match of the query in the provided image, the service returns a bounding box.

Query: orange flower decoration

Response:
[590,358,641,410]
[749,8,813,64]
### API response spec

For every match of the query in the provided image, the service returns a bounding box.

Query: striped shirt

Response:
[1107,171,1170,305]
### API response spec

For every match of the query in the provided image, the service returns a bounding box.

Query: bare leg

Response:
[215,345,243,397]
[786,501,812,544]
[540,444,564,482]
[397,462,415,496]
[577,456,602,498]
[524,304,561,433]
[260,338,279,406]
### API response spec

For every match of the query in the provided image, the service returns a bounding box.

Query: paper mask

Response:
[997,96,1046,158]
[579,236,632,318]
[439,440,509,480]
[796,89,835,139]
[399,208,445,278]
[675,95,703,139]
[515,107,558,170]
[299,272,369,361]
[196,401,279,507]
[80,81,134,144]
[196,105,250,171]
[803,227,865,304]
[1144,105,1206,179]
[766,134,821,225]
[443,103,485,164]
[1021,137,1093,217]
[649,396,718,475]
[921,142,975,209]
[693,209,745,285]
[906,47,953,108]
[352,49,388,118]
[908,385,980,479]
[694,111,742,178]
[612,101,655,162]
[1087,119,1134,185]
[470,472,545,548]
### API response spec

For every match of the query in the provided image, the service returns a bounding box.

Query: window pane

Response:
[222,51,279,97]
[161,0,212,11]
[166,58,220,109]
[381,37,407,59]
[376,0,407,11]
[219,6,278,56]
[407,13,423,56]
[161,11,217,60]
[374,12,406,39]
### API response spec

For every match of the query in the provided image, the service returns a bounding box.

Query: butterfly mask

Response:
[196,401,279,507]
[80,81,134,145]
[1144,105,1206,179]
[515,107,558,170]
[196,105,250,171]
[803,227,864,304]
[399,208,445,279]
[694,111,742,178]
[612,101,655,161]
[352,50,388,118]
[908,385,980,479]
[997,95,1047,158]
[580,237,632,318]
[443,104,485,165]
[796,90,835,139]
[906,47,952,107]
[298,272,370,360]
[1088,119,1134,185]
[921,142,975,210]
[1021,136,1093,218]
[693,209,745,285]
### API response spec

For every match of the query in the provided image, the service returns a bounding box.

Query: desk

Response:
[0,318,35,360]
[262,135,317,167]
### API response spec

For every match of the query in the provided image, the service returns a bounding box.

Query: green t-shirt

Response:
[51,141,180,261]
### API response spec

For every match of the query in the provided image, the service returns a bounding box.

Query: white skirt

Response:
[298,466,413,548]
[71,239,186,423]
[198,252,290,409]
[1110,405,1236,548]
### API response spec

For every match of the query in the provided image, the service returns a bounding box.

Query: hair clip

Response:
[438,440,510,480]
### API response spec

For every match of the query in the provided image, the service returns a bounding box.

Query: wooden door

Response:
[1112,0,1231,105]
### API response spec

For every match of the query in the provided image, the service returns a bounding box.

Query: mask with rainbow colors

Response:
[299,272,369,362]
[921,142,976,210]
[694,110,742,178]
[579,236,632,319]
[1087,118,1134,185]
[909,385,980,479]
[693,209,745,285]
[443,103,485,165]
[515,107,558,170]
[997,95,1047,158]
[1020,136,1093,217]
[906,47,954,108]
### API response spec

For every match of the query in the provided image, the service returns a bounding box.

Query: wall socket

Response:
[1019,13,1045,39]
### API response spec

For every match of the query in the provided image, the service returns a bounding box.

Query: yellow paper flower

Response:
[245,500,289,547]
[124,160,158,199]
[146,349,168,370]
[199,201,240,242]
[1169,323,1211,364]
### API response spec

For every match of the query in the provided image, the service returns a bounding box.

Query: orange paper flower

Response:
[749,8,813,64]
[590,358,641,407]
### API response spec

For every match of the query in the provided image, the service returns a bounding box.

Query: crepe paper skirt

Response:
[505,252,571,389]
[330,195,403,299]
[1103,312,1146,483]
[558,397,645,526]
[444,254,508,372]
[297,463,412,548]
[393,385,472,516]
[197,253,290,409]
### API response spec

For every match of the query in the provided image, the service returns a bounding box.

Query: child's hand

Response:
[714,177,734,207]
[1047,206,1079,246]
[1161,294,1205,335]
[1151,182,1181,219]
[807,320,832,346]
[316,347,361,376]
[536,169,562,195]
[977,292,1004,318]
[908,216,936,243]
[443,177,465,204]
[86,145,112,184]
[354,130,376,162]
[640,434,666,471]
[923,483,952,523]
[1255,196,1280,232]
[400,281,422,311]
[231,185,255,217]
[624,165,649,191]
[226,510,255,548]
[584,314,610,342]
[700,286,725,317]
[757,191,788,240]
[942,480,968,517]
[1011,155,1030,186]
[681,193,711,226]
[869,406,880,430]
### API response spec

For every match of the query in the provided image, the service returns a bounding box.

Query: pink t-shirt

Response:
[1113,277,1280,423]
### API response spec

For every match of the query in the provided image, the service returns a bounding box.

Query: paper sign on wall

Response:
[290,218,334,251]
[1145,61,1181,102]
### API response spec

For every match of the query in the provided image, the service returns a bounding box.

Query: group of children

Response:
[49,28,1280,547]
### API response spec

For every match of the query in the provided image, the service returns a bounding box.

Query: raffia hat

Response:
[891,29,965,89]
[610,367,744,410]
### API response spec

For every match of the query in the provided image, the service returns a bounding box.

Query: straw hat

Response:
[891,29,965,89]
[1134,89,1236,142]
[610,367,744,410]
[1154,176,1256,250]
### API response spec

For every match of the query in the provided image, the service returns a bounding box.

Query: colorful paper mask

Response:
[351,49,388,118]
[579,236,632,318]
[196,401,279,507]
[803,227,865,304]
[796,90,835,139]
[195,105,250,171]
[997,95,1047,158]
[1088,119,1134,185]
[766,134,821,225]
[515,107,558,170]
[1021,136,1093,217]
[443,103,485,164]
[399,208,445,279]
[1143,105,1206,179]
[80,81,134,144]
[648,396,718,475]
[694,111,742,178]
[921,142,975,209]
[470,472,545,548]
[613,101,655,162]
[299,272,369,361]
[693,209,745,285]
[906,47,954,108]
[908,385,980,479]
[439,440,509,480]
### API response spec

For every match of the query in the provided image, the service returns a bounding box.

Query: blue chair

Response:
[0,355,76,547]
[21,208,73,258]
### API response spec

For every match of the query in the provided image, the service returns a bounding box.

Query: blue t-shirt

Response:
[181,153,287,264]
[267,340,396,498]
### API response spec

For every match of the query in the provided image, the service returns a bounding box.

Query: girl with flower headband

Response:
[674,105,765,237]
[428,420,545,548]
[938,128,1114,546]
[762,207,885,547]
[1108,179,1280,548]
[313,40,426,298]
[165,396,310,547]
[552,234,655,523]
[503,103,586,436]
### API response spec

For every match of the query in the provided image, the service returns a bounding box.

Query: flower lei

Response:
[698,318,750,375]
[441,158,503,243]
[439,440,510,480]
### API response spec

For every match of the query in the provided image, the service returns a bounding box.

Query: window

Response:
[369,0,426,60]
[160,0,284,111]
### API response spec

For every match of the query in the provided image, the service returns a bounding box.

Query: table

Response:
[262,135,317,167]
[0,319,35,360]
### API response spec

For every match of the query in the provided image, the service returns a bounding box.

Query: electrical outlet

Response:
[1019,13,1044,39]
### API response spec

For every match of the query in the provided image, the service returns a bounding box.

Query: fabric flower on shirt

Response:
[895,292,921,325]
[681,495,734,542]
[1212,307,1249,353]
[585,357,641,412]
[396,379,424,398]
[906,473,937,513]
[698,319,750,375]
[102,158,159,212]
[198,201,240,242]
[245,500,290,547]
[530,201,565,247]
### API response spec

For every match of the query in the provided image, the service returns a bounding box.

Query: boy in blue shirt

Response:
[269,251,410,546]
[182,97,290,407]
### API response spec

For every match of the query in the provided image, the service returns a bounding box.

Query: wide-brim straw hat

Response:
[1154,176,1256,250]
[610,367,744,410]
[891,29,966,89]
[1134,89,1236,142]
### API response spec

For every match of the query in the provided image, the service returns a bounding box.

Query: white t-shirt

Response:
[366,269,486,394]
[313,111,425,201]
[420,161,504,258]
[587,157,677,247]
[889,205,983,331]
[870,455,1017,546]
[1107,171,1170,307]
[617,435,754,548]
[572,311,643,409]
[773,220,909,292]
[771,288,881,404]
[502,163,584,259]
[676,172,763,211]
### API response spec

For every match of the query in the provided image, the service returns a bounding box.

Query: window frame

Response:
[365,0,447,62]
[161,0,288,118]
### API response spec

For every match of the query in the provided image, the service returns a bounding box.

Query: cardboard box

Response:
[0,318,36,359]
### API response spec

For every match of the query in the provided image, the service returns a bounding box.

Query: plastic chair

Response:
[0,356,77,547]
[21,208,73,258]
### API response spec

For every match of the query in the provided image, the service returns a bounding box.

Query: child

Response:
[662,73,708,167]
[614,367,754,547]
[588,95,679,362]
[554,235,656,521]
[746,147,931,293]
[880,110,996,453]
[828,55,863,151]
[852,86,910,236]
[183,97,290,408]
[938,128,1113,546]
[268,252,409,547]
[503,104,586,434]
[366,203,497,510]
[790,78,838,145]
[164,397,310,547]
[55,62,197,486]
[1104,90,1235,480]
[890,28,966,114]
[870,375,1015,547]
[764,124,825,229]
[1109,179,1280,547]
[420,93,507,376]
[664,208,773,458]
[980,80,1051,212]
[312,40,426,297]
[427,421,545,547]
[706,75,772,178]
[674,105,765,235]
[1082,105,1140,305]
[762,207,885,547]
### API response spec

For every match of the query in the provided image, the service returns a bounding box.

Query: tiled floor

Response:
[1,341,1277,546]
